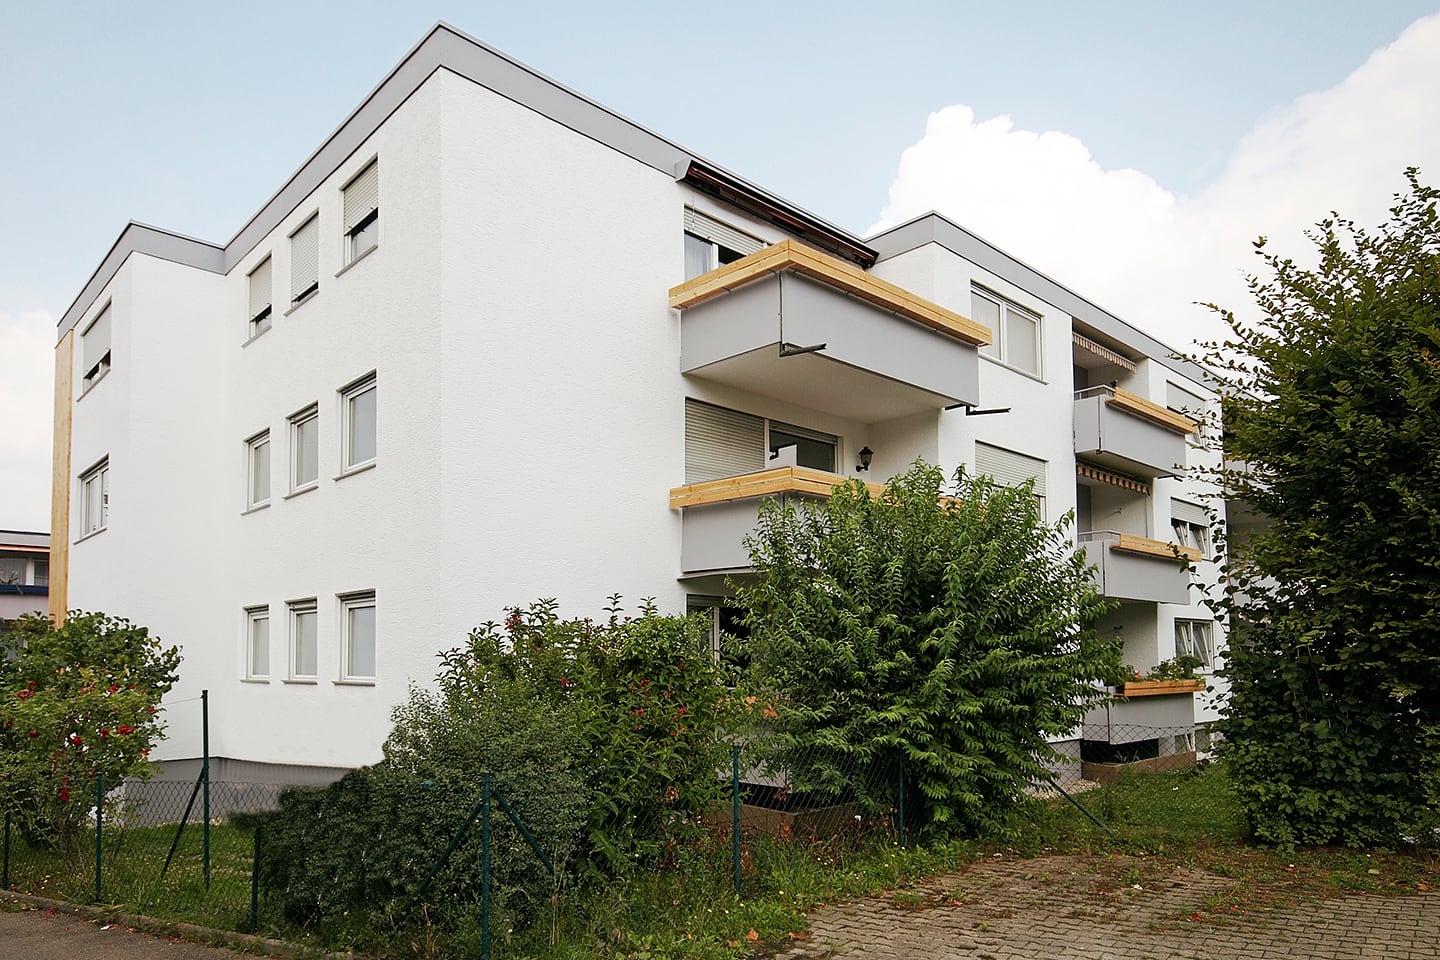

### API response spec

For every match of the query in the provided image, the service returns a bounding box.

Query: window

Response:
[340,373,377,472]
[342,160,379,264]
[0,559,25,584]
[971,287,1041,377]
[32,561,48,587]
[290,215,319,306]
[340,591,376,681]
[247,257,273,338]
[79,458,109,537]
[975,442,1047,518]
[686,596,750,674]
[289,405,319,492]
[245,606,270,680]
[1170,499,1210,553]
[683,399,838,482]
[1167,381,1214,444]
[246,430,271,509]
[1174,619,1215,670]
[80,304,112,392]
[682,208,764,280]
[288,599,318,679]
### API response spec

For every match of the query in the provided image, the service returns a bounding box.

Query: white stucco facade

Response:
[53,25,1229,779]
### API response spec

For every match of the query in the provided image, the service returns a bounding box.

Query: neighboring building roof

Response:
[0,530,50,552]
[868,213,1219,387]
[57,22,870,340]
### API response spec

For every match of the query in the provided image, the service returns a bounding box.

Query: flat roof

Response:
[57,22,870,340]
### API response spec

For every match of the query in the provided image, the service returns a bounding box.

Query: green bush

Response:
[734,462,1122,838]
[257,680,587,941]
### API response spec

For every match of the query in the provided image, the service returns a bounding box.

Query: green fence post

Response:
[3,809,11,889]
[94,772,103,903]
[481,772,491,960]
[897,763,905,847]
[732,745,741,896]
[202,689,210,890]
[250,825,260,934]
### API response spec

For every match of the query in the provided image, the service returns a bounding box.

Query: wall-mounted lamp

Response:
[856,446,874,472]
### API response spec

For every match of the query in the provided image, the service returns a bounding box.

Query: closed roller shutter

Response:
[685,399,765,483]
[290,216,319,302]
[975,442,1047,496]
[248,257,272,320]
[82,304,111,373]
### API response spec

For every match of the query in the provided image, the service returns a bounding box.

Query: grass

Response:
[5,763,1437,959]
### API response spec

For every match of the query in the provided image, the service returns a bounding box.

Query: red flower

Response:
[146,705,155,714]
[117,725,134,735]
[559,677,571,688]
[69,734,83,746]
[99,728,110,738]
[59,787,70,803]
[16,690,31,700]
[140,748,150,757]
[27,730,38,738]
[107,684,119,694]
[26,681,36,689]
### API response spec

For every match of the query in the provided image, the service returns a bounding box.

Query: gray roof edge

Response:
[868,213,1221,388]
[60,22,871,338]
[0,530,51,548]
[57,223,224,339]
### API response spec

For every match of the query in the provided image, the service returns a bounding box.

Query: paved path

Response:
[0,905,247,959]
[795,854,1440,960]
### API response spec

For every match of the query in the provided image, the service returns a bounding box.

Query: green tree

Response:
[1202,170,1440,845]
[0,611,180,859]
[734,461,1121,836]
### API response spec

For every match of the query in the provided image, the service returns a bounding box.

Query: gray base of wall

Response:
[118,757,354,825]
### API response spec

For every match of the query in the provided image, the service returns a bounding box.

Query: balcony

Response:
[669,466,882,575]
[1077,530,1199,605]
[1073,385,1197,479]
[670,241,988,422]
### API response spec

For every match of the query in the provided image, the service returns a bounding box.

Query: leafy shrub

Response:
[0,611,179,859]
[437,598,751,874]
[735,462,1122,838]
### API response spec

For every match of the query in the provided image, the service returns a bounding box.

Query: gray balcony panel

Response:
[680,273,979,421]
[1073,394,1186,479]
[1079,536,1191,605]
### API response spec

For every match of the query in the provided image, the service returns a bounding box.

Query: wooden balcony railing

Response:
[1075,385,1198,435]
[669,466,885,509]
[1079,530,1203,563]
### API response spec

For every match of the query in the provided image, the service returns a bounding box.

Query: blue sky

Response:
[4,1,1440,529]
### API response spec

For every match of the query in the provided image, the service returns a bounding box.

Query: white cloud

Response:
[870,12,1440,355]
[0,309,55,532]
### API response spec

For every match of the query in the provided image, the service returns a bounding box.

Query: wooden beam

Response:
[49,331,73,624]
[669,466,885,509]
[1109,532,1202,563]
[1107,388,1198,435]
[668,239,992,347]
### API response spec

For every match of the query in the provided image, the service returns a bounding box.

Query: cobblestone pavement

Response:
[788,854,1440,960]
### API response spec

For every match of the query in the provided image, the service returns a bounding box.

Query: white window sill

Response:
[241,502,271,516]
[241,677,270,684]
[74,527,108,545]
[77,367,111,400]
[284,289,319,316]
[282,678,318,685]
[980,353,1046,384]
[283,483,319,501]
[242,325,272,348]
[334,678,376,687]
[334,243,378,279]
[334,460,376,481]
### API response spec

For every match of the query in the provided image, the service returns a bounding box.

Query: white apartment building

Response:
[50,23,1226,783]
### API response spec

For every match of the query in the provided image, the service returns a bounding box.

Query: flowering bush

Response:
[0,612,179,860]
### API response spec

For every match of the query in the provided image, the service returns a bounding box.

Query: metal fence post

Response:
[732,745,741,895]
[202,689,211,890]
[897,763,905,847]
[481,772,491,960]
[94,772,103,903]
[3,809,11,889]
[250,826,260,934]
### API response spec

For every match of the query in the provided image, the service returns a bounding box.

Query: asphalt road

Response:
[0,905,244,959]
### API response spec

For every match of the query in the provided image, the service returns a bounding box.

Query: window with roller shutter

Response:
[342,160,379,264]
